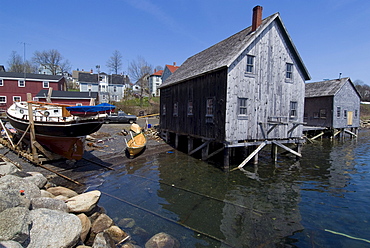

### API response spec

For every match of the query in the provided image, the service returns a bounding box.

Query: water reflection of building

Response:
[156,156,303,247]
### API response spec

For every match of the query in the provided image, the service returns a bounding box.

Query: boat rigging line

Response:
[101,191,236,248]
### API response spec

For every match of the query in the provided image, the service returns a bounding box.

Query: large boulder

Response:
[30,197,68,212]
[23,172,47,189]
[0,240,23,248]
[0,162,20,175]
[0,175,41,213]
[145,232,180,248]
[47,186,78,198]
[66,190,101,213]
[0,207,30,244]
[27,208,82,248]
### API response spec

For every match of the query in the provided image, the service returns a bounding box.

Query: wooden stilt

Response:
[27,93,39,164]
[296,143,303,161]
[188,140,211,156]
[201,139,209,160]
[271,141,302,158]
[175,133,179,149]
[238,141,267,169]
[223,147,230,171]
[271,143,278,162]
[188,136,193,154]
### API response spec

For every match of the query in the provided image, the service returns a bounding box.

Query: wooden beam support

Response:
[203,146,224,160]
[344,129,357,138]
[188,140,212,156]
[238,141,267,169]
[0,119,15,148]
[311,131,324,141]
[272,141,301,158]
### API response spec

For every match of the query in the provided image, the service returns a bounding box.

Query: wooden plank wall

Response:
[160,69,228,142]
[225,21,306,143]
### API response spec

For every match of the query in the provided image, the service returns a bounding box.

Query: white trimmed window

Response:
[173,102,178,117]
[162,104,166,116]
[13,96,21,102]
[18,80,25,87]
[43,81,49,88]
[286,63,293,80]
[289,101,298,119]
[0,96,6,103]
[0,79,3,86]
[187,100,193,116]
[238,98,248,119]
[246,55,255,73]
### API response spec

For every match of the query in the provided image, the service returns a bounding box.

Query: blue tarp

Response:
[66,103,116,113]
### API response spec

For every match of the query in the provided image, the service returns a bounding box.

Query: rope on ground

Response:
[101,191,235,248]
[325,229,370,244]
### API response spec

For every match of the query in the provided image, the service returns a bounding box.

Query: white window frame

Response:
[0,79,3,86]
[246,55,255,73]
[18,80,25,87]
[13,96,21,102]
[286,63,293,80]
[289,101,298,119]
[43,81,49,88]
[173,102,178,117]
[238,97,248,119]
[187,100,193,116]
[0,96,6,103]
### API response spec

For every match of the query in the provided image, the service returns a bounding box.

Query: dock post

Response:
[27,93,39,164]
[296,143,302,161]
[201,139,209,160]
[271,143,278,162]
[175,133,179,149]
[187,136,193,154]
[223,147,230,171]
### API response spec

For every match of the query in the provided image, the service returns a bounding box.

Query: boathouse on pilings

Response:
[159,6,311,170]
[304,77,361,140]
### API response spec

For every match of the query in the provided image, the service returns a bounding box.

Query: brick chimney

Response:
[252,5,263,32]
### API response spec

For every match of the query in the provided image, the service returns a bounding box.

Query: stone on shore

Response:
[92,232,116,248]
[0,240,23,248]
[91,213,114,234]
[47,186,78,198]
[66,190,101,213]
[40,189,55,198]
[0,162,20,175]
[0,175,41,200]
[145,232,180,248]
[27,208,82,248]
[31,197,68,212]
[23,172,47,189]
[104,225,129,243]
[77,213,91,243]
[0,207,30,244]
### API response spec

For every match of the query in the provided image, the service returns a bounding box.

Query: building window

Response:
[320,109,327,119]
[344,110,347,119]
[88,84,92,90]
[289,101,297,119]
[114,86,117,92]
[0,79,3,86]
[76,103,82,106]
[187,100,193,116]
[18,80,25,87]
[43,81,49,88]
[337,107,341,118]
[206,98,214,116]
[238,98,248,115]
[355,109,358,118]
[173,102,178,117]
[286,63,293,80]
[13,96,21,102]
[246,55,254,73]
[0,96,6,103]
[162,104,166,116]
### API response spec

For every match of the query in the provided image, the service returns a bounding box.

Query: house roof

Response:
[36,89,98,99]
[0,71,64,81]
[161,12,310,88]
[165,65,179,73]
[152,70,164,76]
[305,77,361,98]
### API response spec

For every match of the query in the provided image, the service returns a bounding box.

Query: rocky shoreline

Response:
[0,122,181,248]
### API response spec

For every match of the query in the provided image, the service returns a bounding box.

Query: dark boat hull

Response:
[7,114,103,137]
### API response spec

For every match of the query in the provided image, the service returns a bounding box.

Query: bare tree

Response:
[106,50,123,74]
[7,51,37,73]
[128,56,153,107]
[32,49,71,75]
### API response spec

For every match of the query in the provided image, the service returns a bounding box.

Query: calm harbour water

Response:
[87,129,370,247]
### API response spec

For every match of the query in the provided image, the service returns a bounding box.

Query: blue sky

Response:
[1,0,370,84]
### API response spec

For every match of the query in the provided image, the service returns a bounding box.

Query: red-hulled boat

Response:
[6,101,112,160]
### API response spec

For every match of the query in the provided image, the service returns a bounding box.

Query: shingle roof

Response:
[161,12,310,88]
[36,89,98,99]
[0,71,64,81]
[305,77,359,98]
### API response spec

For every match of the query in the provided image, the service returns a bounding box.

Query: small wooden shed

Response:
[160,6,310,169]
[304,77,360,137]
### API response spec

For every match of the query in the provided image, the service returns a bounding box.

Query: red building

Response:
[0,72,66,112]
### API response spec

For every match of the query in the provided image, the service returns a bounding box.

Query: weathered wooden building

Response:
[159,6,310,169]
[304,77,360,137]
